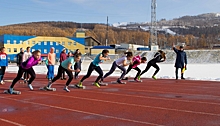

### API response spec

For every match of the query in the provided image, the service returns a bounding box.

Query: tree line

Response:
[0,21,219,49]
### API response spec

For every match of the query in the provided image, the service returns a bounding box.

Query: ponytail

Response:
[158,50,166,59]
[124,52,133,57]
[141,57,147,61]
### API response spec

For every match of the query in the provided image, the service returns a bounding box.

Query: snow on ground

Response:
[6,62,220,82]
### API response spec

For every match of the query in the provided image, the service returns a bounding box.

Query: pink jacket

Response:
[132,55,141,68]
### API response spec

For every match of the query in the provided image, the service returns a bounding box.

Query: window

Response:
[27,41,30,44]
[7,48,11,52]
[20,40,23,44]
[56,49,59,53]
[62,42,65,45]
[32,41,35,44]
[56,42,59,45]
[85,41,88,46]
[44,41,47,45]
[38,41,41,45]
[13,40,16,44]
[50,42,53,45]
[38,49,41,52]
[14,48,17,52]
[74,42,76,45]
[68,42,71,46]
[44,49,47,53]
[7,40,10,44]
[32,49,35,52]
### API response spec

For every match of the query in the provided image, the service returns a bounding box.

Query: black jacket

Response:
[173,47,187,68]
[17,52,24,66]
[149,52,164,64]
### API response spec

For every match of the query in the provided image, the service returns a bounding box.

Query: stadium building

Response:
[0,30,101,61]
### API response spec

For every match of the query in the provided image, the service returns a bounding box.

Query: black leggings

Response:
[140,61,160,76]
[0,66,6,81]
[51,65,73,86]
[126,65,141,79]
[103,61,126,80]
[24,71,29,80]
[10,66,36,88]
[81,62,103,83]
[74,62,81,78]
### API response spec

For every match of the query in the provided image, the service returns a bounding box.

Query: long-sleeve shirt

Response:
[149,52,164,64]
[48,52,56,65]
[17,52,24,66]
[21,56,41,69]
[59,52,67,63]
[22,52,32,62]
[131,55,141,68]
[0,52,8,66]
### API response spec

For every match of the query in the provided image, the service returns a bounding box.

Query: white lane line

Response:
[80,90,220,106]
[114,88,220,99]
[0,96,164,126]
[30,91,220,117]
[123,81,220,89]
[0,118,25,126]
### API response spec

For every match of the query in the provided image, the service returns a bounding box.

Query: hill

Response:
[1,13,220,49]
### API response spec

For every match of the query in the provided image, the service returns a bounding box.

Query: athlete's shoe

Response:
[47,82,52,88]
[75,82,83,88]
[117,79,126,84]
[134,78,142,82]
[94,82,100,88]
[152,76,157,80]
[98,81,108,86]
[9,88,13,94]
[63,87,70,92]
[137,76,141,81]
[0,80,5,84]
[28,84,33,90]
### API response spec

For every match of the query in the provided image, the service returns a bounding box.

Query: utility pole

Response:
[106,16,108,46]
[150,0,157,50]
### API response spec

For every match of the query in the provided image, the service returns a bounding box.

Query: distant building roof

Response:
[92,46,114,49]
[85,36,101,45]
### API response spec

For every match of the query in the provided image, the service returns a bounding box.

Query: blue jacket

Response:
[0,52,8,66]
[173,47,187,68]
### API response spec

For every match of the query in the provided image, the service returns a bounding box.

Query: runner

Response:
[7,50,42,94]
[75,50,110,88]
[45,53,82,92]
[123,55,147,82]
[139,50,166,80]
[101,52,133,84]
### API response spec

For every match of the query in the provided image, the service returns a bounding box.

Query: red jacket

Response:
[59,52,67,63]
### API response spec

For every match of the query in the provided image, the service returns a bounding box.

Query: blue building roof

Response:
[92,46,114,49]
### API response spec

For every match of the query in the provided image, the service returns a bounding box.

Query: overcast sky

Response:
[0,0,220,26]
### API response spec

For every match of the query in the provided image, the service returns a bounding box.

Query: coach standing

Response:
[173,44,187,80]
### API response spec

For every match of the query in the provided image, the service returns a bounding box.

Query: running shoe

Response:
[94,82,100,88]
[117,79,126,84]
[63,87,70,92]
[152,76,157,80]
[28,84,34,90]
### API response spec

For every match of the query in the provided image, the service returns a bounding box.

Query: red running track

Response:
[1,73,220,126]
